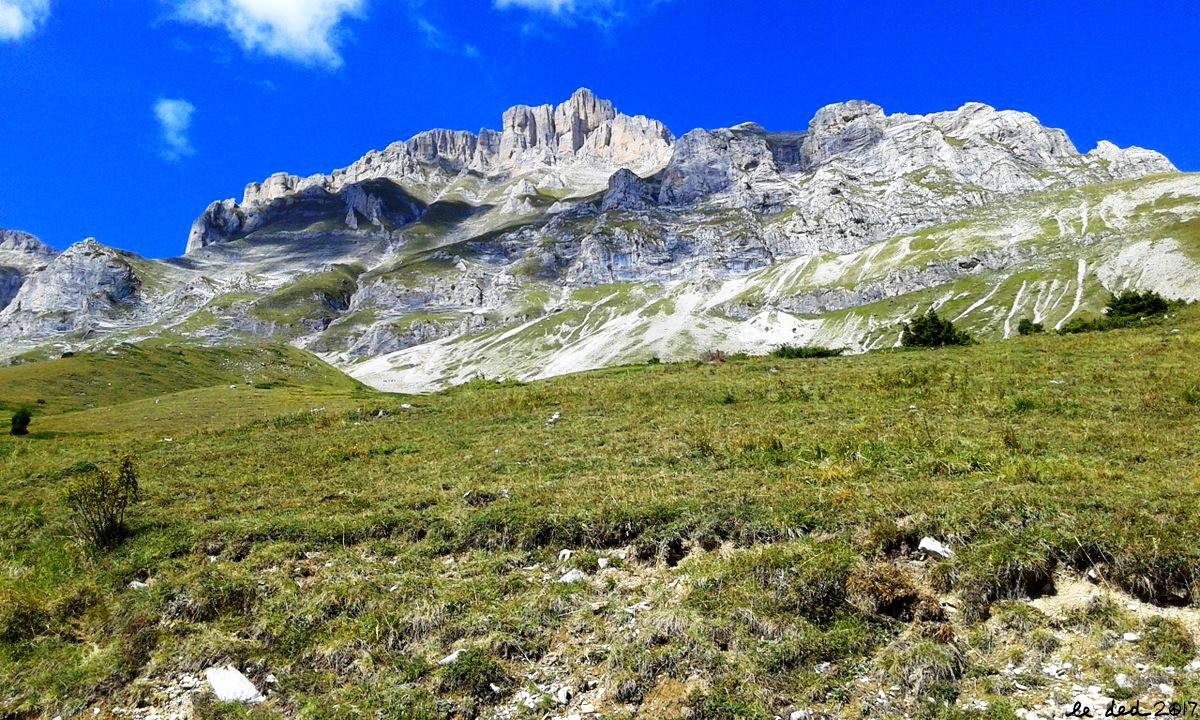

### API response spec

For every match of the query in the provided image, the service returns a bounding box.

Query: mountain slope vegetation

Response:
[3,309,1200,717]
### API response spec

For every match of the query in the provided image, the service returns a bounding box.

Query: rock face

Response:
[0,89,1190,389]
[0,239,147,340]
[188,179,427,252]
[0,230,56,310]
[190,88,676,253]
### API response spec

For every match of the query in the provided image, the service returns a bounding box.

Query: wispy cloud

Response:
[492,0,667,31]
[173,0,364,69]
[495,0,572,11]
[0,0,50,41]
[413,13,484,59]
[154,98,197,161]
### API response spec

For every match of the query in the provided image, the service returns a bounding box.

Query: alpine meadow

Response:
[4,3,1200,718]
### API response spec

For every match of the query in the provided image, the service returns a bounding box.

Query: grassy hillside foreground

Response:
[2,315,1200,718]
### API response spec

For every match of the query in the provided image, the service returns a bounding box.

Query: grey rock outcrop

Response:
[600,169,658,212]
[0,239,146,339]
[188,179,426,252]
[0,229,57,310]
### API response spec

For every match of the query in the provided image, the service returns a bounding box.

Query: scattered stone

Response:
[128,580,149,590]
[546,411,562,427]
[918,536,954,559]
[438,649,466,665]
[400,403,413,409]
[597,557,610,569]
[558,549,574,563]
[558,569,587,584]
[204,666,264,704]
[1122,632,1141,643]
[556,685,573,704]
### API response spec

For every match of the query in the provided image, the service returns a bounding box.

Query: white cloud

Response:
[175,0,364,68]
[495,0,576,11]
[154,98,197,161]
[0,0,50,41]
[493,0,664,28]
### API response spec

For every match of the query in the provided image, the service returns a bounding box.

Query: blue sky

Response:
[1,0,1197,258]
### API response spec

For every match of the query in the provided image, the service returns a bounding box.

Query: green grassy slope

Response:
[2,312,1200,717]
[0,343,367,416]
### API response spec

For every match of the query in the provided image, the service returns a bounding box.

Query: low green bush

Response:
[901,309,974,348]
[770,345,845,359]
[1108,289,1170,321]
[1017,318,1044,335]
[1061,290,1176,334]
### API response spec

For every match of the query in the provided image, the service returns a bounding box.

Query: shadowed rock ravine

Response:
[1,89,1195,391]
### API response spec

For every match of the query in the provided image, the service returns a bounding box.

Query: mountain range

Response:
[2,88,1197,391]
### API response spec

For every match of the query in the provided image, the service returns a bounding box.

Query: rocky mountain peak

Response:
[808,100,886,131]
[499,87,628,162]
[192,89,674,254]
[0,229,55,256]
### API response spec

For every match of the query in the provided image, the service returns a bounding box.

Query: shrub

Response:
[10,407,31,436]
[901,309,974,348]
[1060,290,1175,334]
[1059,316,1108,334]
[770,345,845,359]
[1107,289,1169,321]
[61,454,139,547]
[1016,318,1044,336]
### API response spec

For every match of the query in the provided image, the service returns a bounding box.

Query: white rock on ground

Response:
[438,649,466,665]
[919,536,955,559]
[204,666,264,704]
[558,569,587,583]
